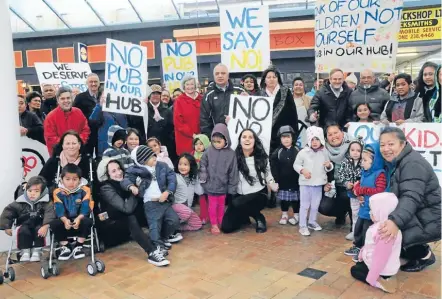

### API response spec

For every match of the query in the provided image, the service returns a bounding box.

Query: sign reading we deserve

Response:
[348,122,442,184]
[315,0,404,73]
[35,63,91,92]
[220,5,270,73]
[104,39,147,116]
[161,41,198,92]
[227,95,274,154]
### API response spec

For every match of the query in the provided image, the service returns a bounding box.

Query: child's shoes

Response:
[344,246,360,256]
[20,249,31,262]
[308,222,322,231]
[30,248,41,262]
[72,246,86,260]
[299,227,311,236]
[377,276,398,293]
[288,214,299,226]
[58,246,73,261]
[211,225,221,235]
[279,215,288,225]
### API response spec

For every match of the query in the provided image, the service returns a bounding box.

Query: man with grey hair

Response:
[200,63,245,136]
[347,69,390,121]
[74,73,101,118]
[44,86,90,155]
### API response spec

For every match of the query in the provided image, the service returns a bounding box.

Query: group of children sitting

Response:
[0,122,402,293]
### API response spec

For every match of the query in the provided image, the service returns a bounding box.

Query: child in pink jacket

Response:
[351,192,402,293]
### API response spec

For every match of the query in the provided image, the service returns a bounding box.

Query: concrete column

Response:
[0,0,21,251]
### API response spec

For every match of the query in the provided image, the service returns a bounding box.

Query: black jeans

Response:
[353,218,373,248]
[351,261,390,284]
[336,186,352,221]
[280,201,300,213]
[143,202,179,246]
[126,214,155,253]
[401,244,430,260]
[50,218,93,243]
[17,221,45,249]
[221,189,267,233]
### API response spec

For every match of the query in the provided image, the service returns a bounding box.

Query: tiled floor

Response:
[0,209,440,299]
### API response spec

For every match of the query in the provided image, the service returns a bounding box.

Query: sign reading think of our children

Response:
[103,38,147,117]
[314,0,404,73]
[220,5,270,73]
[161,41,198,93]
[227,95,274,154]
[348,123,442,184]
[35,62,92,92]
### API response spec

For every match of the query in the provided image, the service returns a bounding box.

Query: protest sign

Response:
[35,62,91,92]
[314,0,404,73]
[220,5,270,73]
[103,39,147,116]
[227,95,274,154]
[348,123,442,184]
[20,137,49,182]
[161,41,198,93]
[295,107,310,149]
[399,7,441,42]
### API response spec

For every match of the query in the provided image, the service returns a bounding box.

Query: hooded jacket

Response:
[354,143,387,220]
[19,110,45,144]
[199,123,239,195]
[380,91,424,123]
[337,140,363,197]
[0,188,55,229]
[173,92,202,155]
[53,178,91,219]
[293,126,333,186]
[386,143,441,248]
[89,104,128,156]
[308,80,353,128]
[417,64,441,122]
[103,126,134,170]
[200,80,245,136]
[192,134,211,167]
[348,81,390,121]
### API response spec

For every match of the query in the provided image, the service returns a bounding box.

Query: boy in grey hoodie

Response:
[103,125,134,169]
[199,123,239,234]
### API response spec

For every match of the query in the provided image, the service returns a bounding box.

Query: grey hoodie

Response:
[199,123,239,195]
[348,81,390,121]
[380,90,424,123]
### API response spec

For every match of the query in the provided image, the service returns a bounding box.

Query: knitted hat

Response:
[150,84,162,94]
[112,129,127,145]
[345,73,358,85]
[133,145,156,165]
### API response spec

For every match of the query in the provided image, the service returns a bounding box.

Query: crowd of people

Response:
[1,62,441,292]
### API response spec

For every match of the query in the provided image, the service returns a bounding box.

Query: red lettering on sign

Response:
[22,155,37,176]
[424,130,440,148]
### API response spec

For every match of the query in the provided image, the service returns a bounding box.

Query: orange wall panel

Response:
[87,44,106,63]
[26,49,53,67]
[57,47,75,63]
[140,41,155,59]
[162,39,173,43]
[270,32,315,50]
[14,51,23,68]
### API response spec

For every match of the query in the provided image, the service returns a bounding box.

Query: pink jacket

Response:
[157,146,174,170]
[359,192,402,286]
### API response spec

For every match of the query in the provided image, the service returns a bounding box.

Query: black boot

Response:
[267,192,276,208]
[255,215,267,233]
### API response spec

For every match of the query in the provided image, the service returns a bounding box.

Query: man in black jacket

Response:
[200,63,245,136]
[40,84,58,115]
[308,68,353,128]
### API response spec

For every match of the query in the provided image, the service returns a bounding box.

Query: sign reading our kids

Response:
[220,5,270,73]
[103,39,147,117]
[314,0,404,73]
[161,41,199,93]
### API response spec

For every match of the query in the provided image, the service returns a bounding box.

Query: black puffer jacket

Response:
[200,80,245,136]
[348,82,390,121]
[99,180,139,220]
[308,80,352,128]
[19,110,45,144]
[387,143,441,248]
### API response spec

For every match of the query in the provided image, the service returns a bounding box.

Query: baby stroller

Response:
[41,155,105,278]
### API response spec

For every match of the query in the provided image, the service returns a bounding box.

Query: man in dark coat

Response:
[40,84,58,115]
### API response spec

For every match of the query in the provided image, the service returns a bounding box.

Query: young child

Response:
[355,103,374,122]
[270,125,300,225]
[103,125,134,170]
[126,128,140,153]
[351,192,402,294]
[122,146,181,251]
[52,164,93,260]
[192,134,210,224]
[344,143,387,261]
[199,123,239,235]
[172,153,203,231]
[0,176,55,262]
[147,137,174,170]
[294,126,333,236]
[338,139,363,241]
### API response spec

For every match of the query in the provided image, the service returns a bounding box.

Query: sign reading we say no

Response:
[220,5,270,73]
[161,41,198,93]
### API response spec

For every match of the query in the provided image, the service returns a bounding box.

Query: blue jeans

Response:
[143,201,180,246]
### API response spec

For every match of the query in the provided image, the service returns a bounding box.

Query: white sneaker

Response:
[20,249,31,262]
[299,227,311,236]
[288,216,299,226]
[30,248,41,262]
[308,223,322,231]
[168,233,183,243]
[345,232,354,241]
[279,215,288,225]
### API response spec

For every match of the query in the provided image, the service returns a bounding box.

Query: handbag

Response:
[318,181,338,217]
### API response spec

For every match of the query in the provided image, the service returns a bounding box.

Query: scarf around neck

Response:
[150,102,164,122]
[325,132,353,164]
[60,151,81,167]
[266,84,280,97]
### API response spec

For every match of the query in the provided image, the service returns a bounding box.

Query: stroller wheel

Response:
[99,241,106,253]
[7,267,15,282]
[86,263,97,276]
[95,260,105,273]
[51,262,60,276]
[41,263,50,279]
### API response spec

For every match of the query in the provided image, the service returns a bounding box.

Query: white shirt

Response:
[143,165,162,203]
[237,157,274,195]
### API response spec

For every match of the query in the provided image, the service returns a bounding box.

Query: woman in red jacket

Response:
[173,74,202,155]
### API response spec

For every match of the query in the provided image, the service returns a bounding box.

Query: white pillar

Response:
[0,0,21,251]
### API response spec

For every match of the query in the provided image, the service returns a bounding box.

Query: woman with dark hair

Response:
[26,91,46,121]
[39,130,96,190]
[241,74,260,95]
[18,95,45,144]
[221,129,279,234]
[380,73,424,125]
[97,158,170,266]
[416,62,440,122]
[354,103,374,122]
[126,128,140,152]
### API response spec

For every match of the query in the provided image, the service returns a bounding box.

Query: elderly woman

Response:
[18,95,45,144]
[39,130,96,190]
[221,129,278,234]
[173,74,202,155]
[378,127,440,272]
[324,124,355,229]
[97,158,169,267]
[26,91,46,121]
